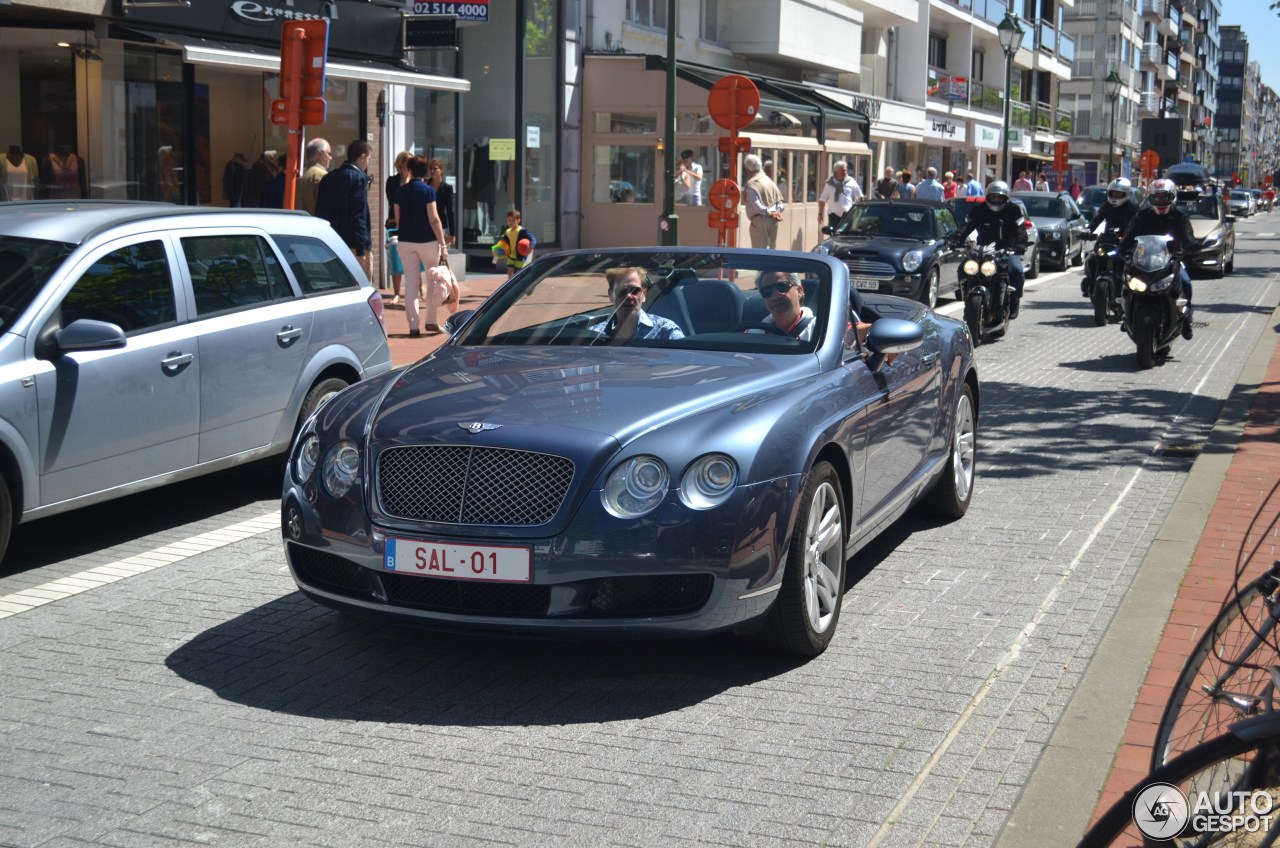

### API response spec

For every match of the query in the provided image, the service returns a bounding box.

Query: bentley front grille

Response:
[378,445,574,526]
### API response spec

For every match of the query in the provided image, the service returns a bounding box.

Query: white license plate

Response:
[851,278,881,291]
[384,537,532,583]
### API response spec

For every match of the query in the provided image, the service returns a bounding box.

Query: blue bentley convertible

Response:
[282,248,978,657]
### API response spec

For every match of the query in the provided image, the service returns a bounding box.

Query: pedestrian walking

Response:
[743,153,784,249]
[383,150,413,305]
[296,137,331,215]
[315,139,374,280]
[393,156,449,336]
[913,167,945,201]
[817,160,863,229]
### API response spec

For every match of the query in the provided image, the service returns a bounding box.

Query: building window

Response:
[972,49,985,81]
[593,112,657,134]
[700,0,720,42]
[594,145,655,204]
[626,0,667,29]
[928,33,947,69]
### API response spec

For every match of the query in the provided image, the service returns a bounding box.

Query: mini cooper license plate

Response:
[851,278,881,291]
[384,538,532,583]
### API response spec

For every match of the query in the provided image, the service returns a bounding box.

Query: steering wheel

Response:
[730,321,790,337]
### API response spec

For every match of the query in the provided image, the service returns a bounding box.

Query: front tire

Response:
[763,462,846,657]
[964,293,983,347]
[0,473,11,568]
[1135,308,1157,369]
[919,267,939,309]
[1025,246,1040,279]
[920,382,976,518]
[1092,278,1109,327]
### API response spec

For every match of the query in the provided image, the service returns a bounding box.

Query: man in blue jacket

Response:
[315,139,373,279]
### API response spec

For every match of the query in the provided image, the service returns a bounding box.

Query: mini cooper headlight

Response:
[901,249,924,273]
[294,434,320,483]
[321,440,361,498]
[962,258,979,275]
[679,454,738,510]
[1128,278,1148,292]
[980,260,997,277]
[602,455,670,518]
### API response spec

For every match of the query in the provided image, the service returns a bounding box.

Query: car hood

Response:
[820,235,929,261]
[1189,219,1224,239]
[369,346,822,447]
[1028,216,1069,230]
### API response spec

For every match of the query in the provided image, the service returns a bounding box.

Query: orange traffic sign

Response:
[1138,149,1160,177]
[707,75,760,132]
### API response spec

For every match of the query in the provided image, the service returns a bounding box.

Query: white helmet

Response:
[1149,178,1176,216]
[1107,177,1132,207]
[986,181,1010,212]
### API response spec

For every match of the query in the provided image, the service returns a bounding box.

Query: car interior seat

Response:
[682,276,743,333]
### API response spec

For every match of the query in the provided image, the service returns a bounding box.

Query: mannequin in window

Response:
[42,145,84,200]
[3,145,39,201]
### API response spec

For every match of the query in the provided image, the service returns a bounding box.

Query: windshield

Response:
[452,251,833,354]
[1019,196,1068,218]
[834,204,934,239]
[0,236,75,334]
[1231,190,1250,200]
[1176,196,1222,221]
[1080,187,1107,208]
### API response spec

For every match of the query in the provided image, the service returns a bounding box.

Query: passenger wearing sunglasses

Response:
[755,271,816,340]
[588,267,685,342]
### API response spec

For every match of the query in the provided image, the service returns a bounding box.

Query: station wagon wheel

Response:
[297,377,351,433]
[0,473,11,567]
[921,382,976,518]
[764,461,846,657]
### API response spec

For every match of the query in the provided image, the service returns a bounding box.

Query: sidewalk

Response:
[378,270,508,366]
[1000,303,1280,846]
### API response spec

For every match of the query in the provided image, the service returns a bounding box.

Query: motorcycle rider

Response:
[1082,177,1140,299]
[949,180,1029,317]
[1119,177,1200,340]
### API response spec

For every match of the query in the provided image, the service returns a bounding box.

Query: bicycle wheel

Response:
[1081,713,1280,847]
[1154,566,1280,770]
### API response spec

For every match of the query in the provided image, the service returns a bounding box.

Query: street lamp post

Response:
[998,13,1026,185]
[1106,71,1123,183]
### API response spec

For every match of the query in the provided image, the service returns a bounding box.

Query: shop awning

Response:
[643,55,869,146]
[112,27,469,92]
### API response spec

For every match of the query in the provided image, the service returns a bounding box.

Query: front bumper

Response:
[280,475,800,638]
[842,267,922,299]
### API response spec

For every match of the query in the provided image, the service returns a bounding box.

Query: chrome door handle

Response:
[161,351,194,372]
[277,326,304,344]
[921,352,939,367]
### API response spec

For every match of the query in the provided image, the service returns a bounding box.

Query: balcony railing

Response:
[1032,21,1075,63]
[1142,0,1163,15]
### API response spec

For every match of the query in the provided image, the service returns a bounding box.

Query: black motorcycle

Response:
[1121,234,1194,369]
[955,241,1017,346]
[1082,229,1125,327]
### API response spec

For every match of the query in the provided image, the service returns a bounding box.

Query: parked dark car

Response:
[1011,190,1089,270]
[812,199,961,308]
[945,196,1041,279]
[1176,190,1235,278]
[282,248,979,658]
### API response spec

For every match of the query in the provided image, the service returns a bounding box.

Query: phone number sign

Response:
[411,1,488,22]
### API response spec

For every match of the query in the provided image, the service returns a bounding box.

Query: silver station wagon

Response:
[0,201,392,565]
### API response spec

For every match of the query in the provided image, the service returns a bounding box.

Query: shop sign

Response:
[925,117,966,144]
[974,124,1000,150]
[411,1,488,23]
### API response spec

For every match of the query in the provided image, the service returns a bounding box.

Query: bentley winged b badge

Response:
[458,422,502,434]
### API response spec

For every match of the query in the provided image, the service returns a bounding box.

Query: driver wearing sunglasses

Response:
[755,271,816,340]
[588,267,685,343]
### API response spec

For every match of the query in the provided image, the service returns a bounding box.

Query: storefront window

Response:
[461,10,518,247]
[594,145,654,204]
[524,0,557,244]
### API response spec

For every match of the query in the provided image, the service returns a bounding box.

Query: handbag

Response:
[426,259,461,313]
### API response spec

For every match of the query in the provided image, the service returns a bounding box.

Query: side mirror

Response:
[821,225,834,236]
[52,319,128,353]
[865,318,924,371]
[443,309,476,334]
[1225,214,1237,223]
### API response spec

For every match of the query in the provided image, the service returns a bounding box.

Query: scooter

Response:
[1121,234,1194,370]
[1082,227,1125,327]
[955,240,1017,346]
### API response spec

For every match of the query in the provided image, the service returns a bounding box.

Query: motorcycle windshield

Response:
[1131,235,1172,273]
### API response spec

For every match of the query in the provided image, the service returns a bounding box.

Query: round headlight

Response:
[1128,278,1148,292]
[1044,229,1062,240]
[962,259,979,275]
[602,456,670,518]
[679,454,738,510]
[321,440,361,498]
[294,434,319,483]
[980,260,997,277]
[813,242,832,255]
[901,249,923,273]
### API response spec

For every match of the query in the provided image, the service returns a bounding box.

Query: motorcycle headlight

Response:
[1128,278,1148,292]
[294,434,320,483]
[1151,276,1173,292]
[962,259,979,275]
[902,249,924,273]
[321,440,361,498]
[679,454,738,510]
[602,455,670,518]
[980,260,997,277]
